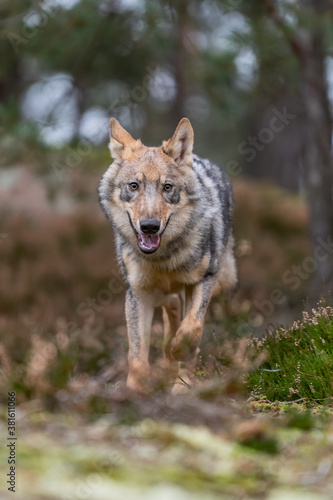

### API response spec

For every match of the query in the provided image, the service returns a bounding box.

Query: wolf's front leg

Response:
[161,293,181,361]
[171,276,214,362]
[125,287,154,392]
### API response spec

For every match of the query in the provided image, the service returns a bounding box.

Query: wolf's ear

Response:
[162,117,194,167]
[109,118,136,160]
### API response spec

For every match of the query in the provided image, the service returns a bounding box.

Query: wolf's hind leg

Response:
[161,293,181,361]
[179,289,186,320]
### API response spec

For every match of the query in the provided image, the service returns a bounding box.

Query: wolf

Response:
[99,117,237,392]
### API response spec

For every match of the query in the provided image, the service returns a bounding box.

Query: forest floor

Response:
[1,397,333,499]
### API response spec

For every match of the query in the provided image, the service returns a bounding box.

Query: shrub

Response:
[248,303,333,402]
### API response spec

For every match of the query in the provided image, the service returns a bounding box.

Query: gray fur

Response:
[196,275,214,320]
[125,288,140,357]
[99,153,233,278]
[99,140,237,382]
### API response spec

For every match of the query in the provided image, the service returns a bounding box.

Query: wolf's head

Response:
[99,117,199,256]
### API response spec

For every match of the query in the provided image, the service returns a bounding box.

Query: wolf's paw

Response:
[126,374,150,394]
[170,320,202,362]
[170,336,197,361]
[126,362,152,394]
[127,362,176,394]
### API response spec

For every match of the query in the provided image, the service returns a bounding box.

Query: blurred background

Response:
[1,1,333,498]
[1,0,333,364]
[1,0,333,341]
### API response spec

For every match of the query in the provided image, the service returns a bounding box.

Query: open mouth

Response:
[137,234,161,254]
[127,213,162,254]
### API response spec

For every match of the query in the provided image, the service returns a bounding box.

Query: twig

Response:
[279,398,307,404]
[297,369,321,380]
[177,375,192,389]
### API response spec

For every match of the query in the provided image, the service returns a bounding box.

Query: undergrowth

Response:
[248,302,333,402]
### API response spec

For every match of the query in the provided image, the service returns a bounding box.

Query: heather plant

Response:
[248,303,333,402]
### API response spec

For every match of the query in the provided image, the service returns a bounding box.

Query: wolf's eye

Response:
[164,183,173,192]
[129,182,139,191]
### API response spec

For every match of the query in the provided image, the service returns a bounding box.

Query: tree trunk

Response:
[169,0,191,122]
[297,2,333,295]
[263,0,333,296]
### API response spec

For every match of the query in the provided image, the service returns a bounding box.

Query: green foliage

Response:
[285,409,315,431]
[248,303,333,402]
[238,434,279,454]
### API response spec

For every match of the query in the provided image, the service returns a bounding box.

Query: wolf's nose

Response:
[140,219,160,234]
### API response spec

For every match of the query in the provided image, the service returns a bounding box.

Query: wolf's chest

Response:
[124,253,211,293]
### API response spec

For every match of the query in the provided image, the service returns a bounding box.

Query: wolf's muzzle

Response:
[127,213,162,254]
[140,219,161,235]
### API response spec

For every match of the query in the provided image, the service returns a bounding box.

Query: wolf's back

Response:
[192,154,233,250]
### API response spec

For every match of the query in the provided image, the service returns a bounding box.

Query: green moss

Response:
[238,436,279,454]
[285,410,315,431]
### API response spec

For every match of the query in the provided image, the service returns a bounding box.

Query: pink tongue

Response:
[138,234,160,250]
